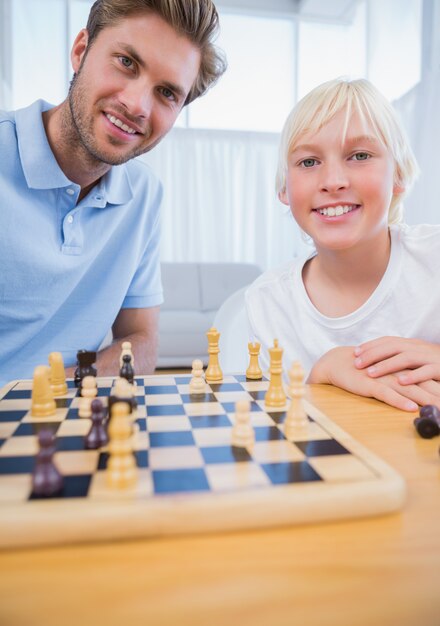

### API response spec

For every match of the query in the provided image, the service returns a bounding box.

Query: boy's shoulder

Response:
[394,223,440,250]
[246,252,313,297]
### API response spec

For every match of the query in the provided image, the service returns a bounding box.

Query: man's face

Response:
[68,12,201,165]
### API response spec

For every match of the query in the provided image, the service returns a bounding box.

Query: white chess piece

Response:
[231,400,255,447]
[119,341,134,369]
[113,377,132,398]
[81,375,97,398]
[78,396,92,418]
[284,362,308,439]
[189,359,206,394]
[112,378,137,424]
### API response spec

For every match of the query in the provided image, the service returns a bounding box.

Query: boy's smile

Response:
[312,203,360,217]
[280,109,402,254]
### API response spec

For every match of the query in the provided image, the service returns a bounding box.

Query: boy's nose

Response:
[319,163,349,192]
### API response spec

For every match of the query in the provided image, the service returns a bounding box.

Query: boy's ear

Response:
[393,170,405,196]
[71,29,89,72]
[278,188,289,206]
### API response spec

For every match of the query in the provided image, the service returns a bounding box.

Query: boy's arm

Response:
[65,307,160,377]
[353,337,440,381]
[307,345,440,411]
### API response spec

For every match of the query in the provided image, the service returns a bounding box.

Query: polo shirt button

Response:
[67,215,74,224]
[66,188,75,195]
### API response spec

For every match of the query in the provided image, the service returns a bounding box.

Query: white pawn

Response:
[189,359,206,395]
[285,361,308,438]
[81,375,98,398]
[106,402,137,489]
[231,400,255,448]
[119,341,134,369]
[113,377,132,398]
[112,377,137,425]
[114,376,136,406]
[78,396,92,418]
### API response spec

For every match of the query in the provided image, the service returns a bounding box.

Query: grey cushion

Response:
[161,263,201,310]
[157,262,261,368]
[200,263,262,311]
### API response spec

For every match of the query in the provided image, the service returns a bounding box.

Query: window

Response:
[4,0,422,129]
[187,13,296,132]
[11,0,68,108]
[297,2,366,99]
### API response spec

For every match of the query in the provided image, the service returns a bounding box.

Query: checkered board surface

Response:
[0,374,405,548]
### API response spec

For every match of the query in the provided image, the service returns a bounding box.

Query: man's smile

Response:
[105,112,138,134]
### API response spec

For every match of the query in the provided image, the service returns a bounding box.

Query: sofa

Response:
[157,262,262,368]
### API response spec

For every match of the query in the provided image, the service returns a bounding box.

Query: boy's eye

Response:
[352,152,370,161]
[300,158,317,168]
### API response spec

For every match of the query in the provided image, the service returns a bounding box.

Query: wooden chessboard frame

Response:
[0,375,406,549]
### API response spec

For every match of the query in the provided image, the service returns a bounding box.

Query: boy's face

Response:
[68,12,201,165]
[279,109,403,253]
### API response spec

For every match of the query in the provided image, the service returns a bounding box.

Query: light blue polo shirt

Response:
[0,100,163,386]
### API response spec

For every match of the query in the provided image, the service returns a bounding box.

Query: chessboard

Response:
[0,373,406,549]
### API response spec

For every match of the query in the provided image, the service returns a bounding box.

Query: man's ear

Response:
[71,29,89,73]
[278,187,289,206]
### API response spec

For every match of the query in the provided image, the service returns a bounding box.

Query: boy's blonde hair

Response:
[276,78,419,224]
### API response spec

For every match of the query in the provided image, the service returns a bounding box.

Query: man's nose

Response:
[119,81,153,119]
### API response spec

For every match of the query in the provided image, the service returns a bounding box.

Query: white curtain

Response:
[140,128,309,270]
[0,0,12,109]
[394,74,440,226]
[392,0,440,225]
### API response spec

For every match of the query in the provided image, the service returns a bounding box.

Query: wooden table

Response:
[0,384,438,626]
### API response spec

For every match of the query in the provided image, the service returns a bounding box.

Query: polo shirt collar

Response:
[103,163,133,206]
[16,100,71,190]
[15,99,133,206]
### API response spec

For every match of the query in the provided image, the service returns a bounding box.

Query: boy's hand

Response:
[353,337,440,378]
[398,364,440,385]
[307,346,440,412]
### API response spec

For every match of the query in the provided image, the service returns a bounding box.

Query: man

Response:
[0,0,226,386]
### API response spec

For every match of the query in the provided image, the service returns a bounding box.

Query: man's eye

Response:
[352,152,370,161]
[160,87,175,101]
[301,158,317,168]
[119,56,133,69]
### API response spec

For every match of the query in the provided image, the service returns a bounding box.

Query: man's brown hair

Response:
[86,0,226,104]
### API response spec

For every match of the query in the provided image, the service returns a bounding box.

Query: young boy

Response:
[245,78,440,412]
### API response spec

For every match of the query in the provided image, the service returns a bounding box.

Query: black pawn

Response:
[120,354,134,384]
[32,429,64,497]
[85,399,109,449]
[413,404,440,439]
[74,349,97,388]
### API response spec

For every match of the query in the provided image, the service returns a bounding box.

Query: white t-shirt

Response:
[245,224,440,377]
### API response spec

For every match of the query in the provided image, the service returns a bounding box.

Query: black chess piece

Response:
[85,399,109,449]
[32,429,64,496]
[74,349,97,388]
[414,404,440,439]
[119,354,134,384]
